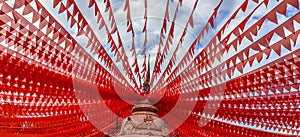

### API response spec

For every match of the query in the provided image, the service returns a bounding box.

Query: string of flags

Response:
[0,0,299,136]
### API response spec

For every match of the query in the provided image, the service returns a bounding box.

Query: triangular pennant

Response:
[39,20,48,30]
[244,47,250,59]
[105,1,111,13]
[276,3,287,16]
[232,56,237,65]
[209,17,215,28]
[32,12,40,23]
[188,16,194,28]
[275,26,285,38]
[124,0,129,11]
[178,0,183,6]
[236,63,243,73]
[99,20,105,30]
[251,43,261,51]
[264,0,269,7]
[232,40,238,51]
[78,13,86,24]
[66,0,74,8]
[67,11,72,21]
[237,52,244,61]
[281,38,292,51]
[239,19,247,31]
[111,25,117,34]
[53,0,61,8]
[267,12,278,24]
[35,0,43,11]
[244,33,253,42]
[22,5,34,15]
[12,11,20,24]
[290,32,299,45]
[241,0,248,12]
[249,56,255,67]
[284,21,295,33]
[88,0,96,8]
[259,38,269,47]
[286,0,299,9]
[251,27,258,36]
[58,4,66,14]
[256,52,263,63]
[233,29,240,37]
[215,53,222,62]
[257,19,265,30]
[273,44,281,56]
[263,47,271,59]
[127,24,133,32]
[70,17,76,28]
[72,5,79,16]
[14,0,25,9]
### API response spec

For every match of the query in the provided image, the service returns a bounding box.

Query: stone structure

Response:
[117,99,169,137]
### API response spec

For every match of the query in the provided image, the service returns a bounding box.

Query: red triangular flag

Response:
[67,11,72,21]
[244,47,250,58]
[264,0,269,7]
[70,17,76,28]
[53,0,60,8]
[290,32,299,45]
[127,24,133,32]
[124,0,129,11]
[188,16,194,28]
[99,20,105,30]
[272,44,281,56]
[241,0,248,12]
[88,0,96,8]
[263,47,271,59]
[248,57,255,67]
[259,38,269,47]
[244,33,253,42]
[286,0,299,9]
[251,27,258,36]
[12,11,20,23]
[276,3,287,16]
[281,38,292,51]
[275,26,285,38]
[251,43,261,51]
[233,29,240,37]
[14,0,25,9]
[267,12,278,24]
[236,63,243,73]
[66,0,74,8]
[58,4,66,14]
[232,40,238,51]
[111,25,117,34]
[22,5,34,15]
[284,21,295,33]
[256,52,263,63]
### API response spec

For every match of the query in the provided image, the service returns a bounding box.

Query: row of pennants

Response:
[0,0,300,136]
[2,0,299,92]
